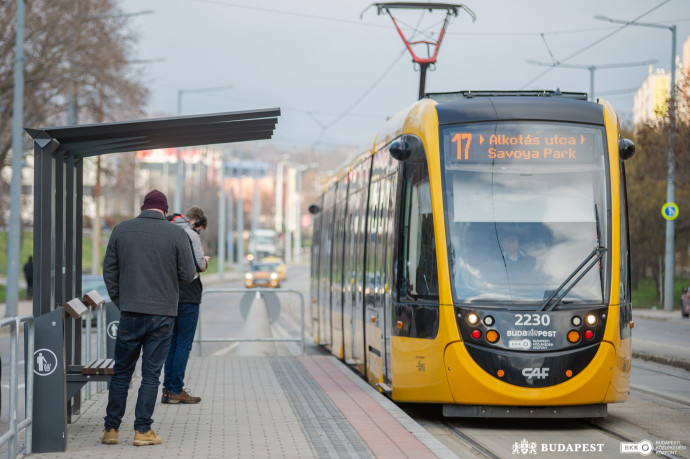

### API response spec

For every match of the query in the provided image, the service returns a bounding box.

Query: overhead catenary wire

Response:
[520,0,672,89]
[311,47,409,147]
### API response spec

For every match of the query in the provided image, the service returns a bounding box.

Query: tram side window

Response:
[400,161,438,299]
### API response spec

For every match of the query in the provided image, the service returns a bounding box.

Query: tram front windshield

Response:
[441,122,609,307]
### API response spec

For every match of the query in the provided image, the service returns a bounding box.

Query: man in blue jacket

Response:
[101,189,197,446]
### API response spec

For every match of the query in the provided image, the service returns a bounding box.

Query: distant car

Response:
[682,286,690,318]
[82,274,111,303]
[261,256,287,281]
[244,262,281,289]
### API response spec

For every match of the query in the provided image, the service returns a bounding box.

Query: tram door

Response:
[365,150,398,387]
[331,178,349,358]
[318,185,336,348]
[365,177,382,385]
[381,172,398,384]
[344,157,371,374]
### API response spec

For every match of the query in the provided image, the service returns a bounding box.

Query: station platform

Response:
[27,347,456,458]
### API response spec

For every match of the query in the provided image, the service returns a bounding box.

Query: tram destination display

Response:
[443,122,604,166]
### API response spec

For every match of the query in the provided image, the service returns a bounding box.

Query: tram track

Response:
[442,421,502,458]
[586,420,679,459]
[437,417,683,459]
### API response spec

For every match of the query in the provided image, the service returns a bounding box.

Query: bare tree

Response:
[0,0,149,223]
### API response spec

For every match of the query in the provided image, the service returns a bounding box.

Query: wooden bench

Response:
[62,294,113,399]
[81,358,115,375]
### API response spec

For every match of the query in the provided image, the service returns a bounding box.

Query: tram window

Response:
[400,161,438,299]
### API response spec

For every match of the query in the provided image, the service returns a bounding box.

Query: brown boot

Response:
[101,428,118,445]
[168,388,201,404]
[133,428,162,446]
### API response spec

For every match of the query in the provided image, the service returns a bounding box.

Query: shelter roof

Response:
[25,108,280,158]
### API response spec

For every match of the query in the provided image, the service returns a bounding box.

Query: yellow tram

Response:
[309,91,635,417]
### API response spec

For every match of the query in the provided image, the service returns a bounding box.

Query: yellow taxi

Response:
[244,262,281,288]
[261,256,288,281]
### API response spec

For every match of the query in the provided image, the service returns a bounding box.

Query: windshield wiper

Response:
[538,246,607,311]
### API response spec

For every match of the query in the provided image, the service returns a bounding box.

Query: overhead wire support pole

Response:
[367,2,475,99]
[595,15,677,311]
[525,59,658,102]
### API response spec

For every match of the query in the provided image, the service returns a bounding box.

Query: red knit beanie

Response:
[141,189,169,212]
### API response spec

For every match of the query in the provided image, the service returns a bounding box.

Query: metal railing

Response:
[196,288,305,355]
[83,302,108,398]
[0,315,34,459]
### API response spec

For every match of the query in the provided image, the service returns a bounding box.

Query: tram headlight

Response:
[585,314,597,326]
[483,315,495,326]
[571,316,582,327]
[467,313,480,325]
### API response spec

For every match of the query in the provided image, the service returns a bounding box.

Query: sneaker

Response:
[101,428,118,445]
[133,428,162,446]
[161,389,170,404]
[168,388,201,404]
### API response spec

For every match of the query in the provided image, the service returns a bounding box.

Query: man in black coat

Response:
[101,189,196,446]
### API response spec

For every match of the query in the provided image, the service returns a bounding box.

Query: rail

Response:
[0,315,34,459]
[197,288,305,355]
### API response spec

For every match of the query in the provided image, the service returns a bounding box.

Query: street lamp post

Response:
[596,15,677,311]
[173,85,232,213]
[6,0,26,318]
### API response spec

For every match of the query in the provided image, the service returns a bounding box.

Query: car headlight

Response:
[270,273,278,280]
[245,273,253,280]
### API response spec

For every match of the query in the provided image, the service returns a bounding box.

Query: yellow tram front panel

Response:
[443,340,616,406]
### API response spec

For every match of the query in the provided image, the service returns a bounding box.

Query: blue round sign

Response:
[661,202,679,221]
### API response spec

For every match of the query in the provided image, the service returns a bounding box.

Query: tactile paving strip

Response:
[270,357,374,458]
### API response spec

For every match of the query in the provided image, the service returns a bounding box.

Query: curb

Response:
[633,350,690,371]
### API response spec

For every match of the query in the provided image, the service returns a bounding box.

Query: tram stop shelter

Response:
[24,108,280,453]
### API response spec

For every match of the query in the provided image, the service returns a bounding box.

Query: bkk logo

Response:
[620,440,653,456]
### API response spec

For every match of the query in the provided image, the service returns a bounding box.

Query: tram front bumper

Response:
[443,340,616,406]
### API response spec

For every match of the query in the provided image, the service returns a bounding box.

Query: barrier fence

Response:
[197,288,305,355]
[0,315,34,459]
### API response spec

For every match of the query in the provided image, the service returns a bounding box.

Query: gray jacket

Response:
[103,210,197,316]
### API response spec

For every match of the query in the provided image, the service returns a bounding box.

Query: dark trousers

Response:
[104,312,174,433]
[163,303,200,394]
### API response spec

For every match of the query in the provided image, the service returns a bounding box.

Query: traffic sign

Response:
[661,202,679,221]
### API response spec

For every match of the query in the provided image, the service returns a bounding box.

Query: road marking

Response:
[212,342,239,357]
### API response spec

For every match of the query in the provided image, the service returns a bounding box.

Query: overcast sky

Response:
[118,0,690,151]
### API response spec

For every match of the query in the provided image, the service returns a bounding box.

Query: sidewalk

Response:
[27,351,456,458]
[632,307,690,323]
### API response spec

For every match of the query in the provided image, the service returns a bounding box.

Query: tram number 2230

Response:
[514,314,551,326]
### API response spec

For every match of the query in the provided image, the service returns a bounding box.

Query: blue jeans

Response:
[163,303,200,394]
[104,312,174,433]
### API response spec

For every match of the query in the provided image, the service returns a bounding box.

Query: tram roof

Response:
[25,108,281,159]
[428,91,603,126]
